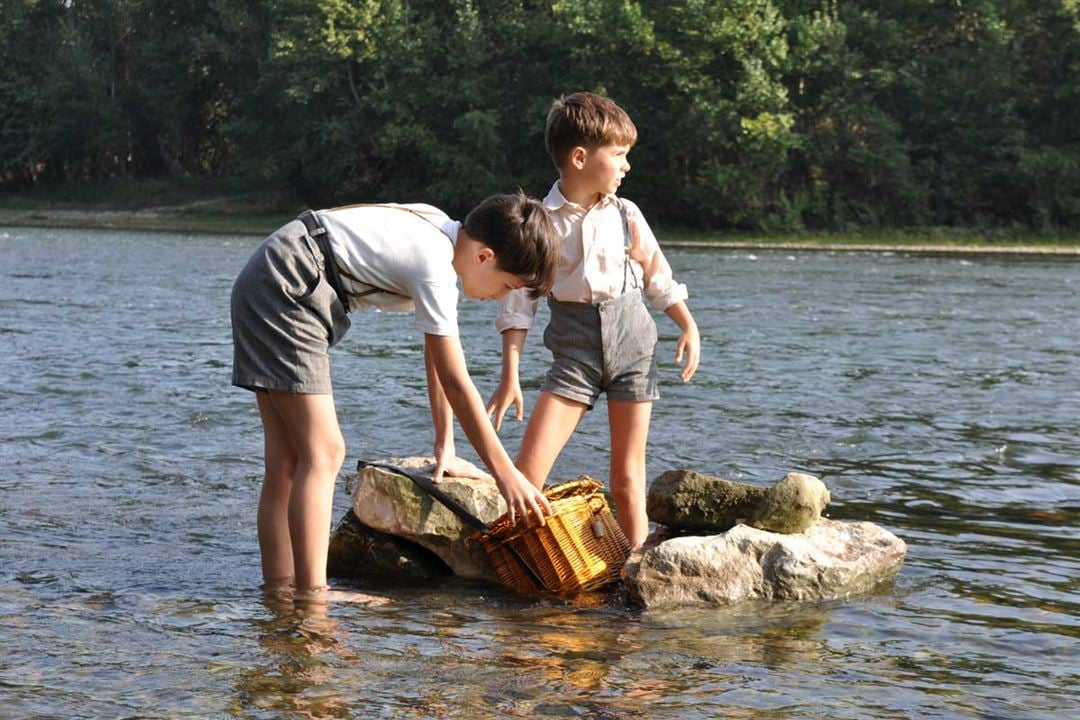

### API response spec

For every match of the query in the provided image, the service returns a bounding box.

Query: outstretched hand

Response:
[486,379,524,432]
[675,324,701,383]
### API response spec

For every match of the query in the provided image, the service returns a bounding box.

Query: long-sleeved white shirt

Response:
[495,181,688,332]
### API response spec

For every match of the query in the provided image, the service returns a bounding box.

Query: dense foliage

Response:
[2,0,1078,230]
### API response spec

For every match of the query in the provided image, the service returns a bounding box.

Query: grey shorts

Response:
[541,291,659,408]
[230,220,351,394]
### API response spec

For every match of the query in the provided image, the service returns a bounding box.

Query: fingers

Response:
[486,394,509,432]
[525,492,548,527]
[675,335,700,383]
[487,393,524,433]
[505,489,552,528]
[681,345,700,383]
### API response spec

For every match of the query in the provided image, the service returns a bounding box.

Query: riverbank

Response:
[3,187,1079,254]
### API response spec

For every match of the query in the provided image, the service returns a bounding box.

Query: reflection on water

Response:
[233,591,359,719]
[1,227,1078,718]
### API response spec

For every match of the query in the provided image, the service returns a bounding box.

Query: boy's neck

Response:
[557,176,604,209]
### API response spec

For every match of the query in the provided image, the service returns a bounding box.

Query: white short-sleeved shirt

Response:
[316,204,461,336]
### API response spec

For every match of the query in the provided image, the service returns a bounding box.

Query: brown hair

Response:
[545,92,638,169]
[463,193,559,299]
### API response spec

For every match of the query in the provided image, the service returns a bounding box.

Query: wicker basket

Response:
[477,476,631,594]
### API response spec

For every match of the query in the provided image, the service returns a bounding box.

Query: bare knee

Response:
[609,472,645,508]
[610,487,643,527]
[264,450,299,494]
[610,474,649,544]
[305,431,346,476]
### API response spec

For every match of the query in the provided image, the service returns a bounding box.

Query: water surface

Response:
[1,227,1077,718]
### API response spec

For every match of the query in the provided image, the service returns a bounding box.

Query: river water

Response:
[1,226,1077,719]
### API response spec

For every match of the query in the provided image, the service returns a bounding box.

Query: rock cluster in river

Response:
[329,457,907,609]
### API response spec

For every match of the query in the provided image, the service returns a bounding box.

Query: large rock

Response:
[351,456,504,581]
[327,509,450,581]
[624,518,906,609]
[647,469,830,534]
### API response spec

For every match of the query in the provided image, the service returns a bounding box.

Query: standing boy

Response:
[231,194,558,595]
[487,93,701,549]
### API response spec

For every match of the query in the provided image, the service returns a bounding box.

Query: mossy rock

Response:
[647,469,830,534]
[327,509,451,581]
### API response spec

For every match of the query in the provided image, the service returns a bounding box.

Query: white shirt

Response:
[496,182,688,331]
[317,204,461,336]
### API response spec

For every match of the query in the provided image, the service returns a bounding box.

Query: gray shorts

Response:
[541,291,659,408]
[230,220,351,394]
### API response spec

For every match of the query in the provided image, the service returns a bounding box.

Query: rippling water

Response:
[1,226,1077,719]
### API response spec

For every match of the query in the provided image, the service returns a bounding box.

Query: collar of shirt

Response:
[543,181,619,214]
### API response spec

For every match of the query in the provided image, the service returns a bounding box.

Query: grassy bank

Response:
[0,179,297,235]
[3,180,1079,253]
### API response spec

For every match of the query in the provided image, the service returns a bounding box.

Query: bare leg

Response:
[262,390,345,591]
[516,391,588,489]
[607,400,653,550]
[256,391,299,585]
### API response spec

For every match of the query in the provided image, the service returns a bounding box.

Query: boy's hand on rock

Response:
[432,443,457,484]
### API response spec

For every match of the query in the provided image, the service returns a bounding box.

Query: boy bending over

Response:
[488,92,701,549]
[231,194,558,594]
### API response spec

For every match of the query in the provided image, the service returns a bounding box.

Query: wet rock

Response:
[750,472,831,534]
[647,469,830,534]
[624,518,906,609]
[327,509,450,581]
[351,456,504,581]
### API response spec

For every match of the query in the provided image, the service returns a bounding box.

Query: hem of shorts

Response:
[540,385,596,409]
[232,374,332,395]
[606,389,661,404]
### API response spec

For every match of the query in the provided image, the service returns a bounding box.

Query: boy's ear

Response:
[569,146,589,169]
[476,245,496,265]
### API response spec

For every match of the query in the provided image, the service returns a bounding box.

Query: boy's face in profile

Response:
[457,239,527,301]
[573,143,632,195]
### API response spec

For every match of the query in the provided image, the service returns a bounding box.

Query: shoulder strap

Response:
[328,202,453,239]
[617,199,640,293]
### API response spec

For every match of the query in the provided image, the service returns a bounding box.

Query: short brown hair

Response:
[545,92,638,169]
[463,193,559,299]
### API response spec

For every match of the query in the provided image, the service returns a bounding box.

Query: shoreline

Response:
[0,207,287,237]
[3,207,1079,256]
[662,239,1080,256]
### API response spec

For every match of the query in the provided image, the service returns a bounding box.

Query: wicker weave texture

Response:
[479,477,631,594]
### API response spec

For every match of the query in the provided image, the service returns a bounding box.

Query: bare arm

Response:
[424,343,456,481]
[485,328,528,431]
[664,300,701,383]
[424,333,551,524]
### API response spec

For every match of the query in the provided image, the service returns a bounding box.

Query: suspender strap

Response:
[298,210,352,312]
[618,200,640,294]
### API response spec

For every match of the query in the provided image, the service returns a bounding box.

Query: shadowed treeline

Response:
[2,0,1078,231]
